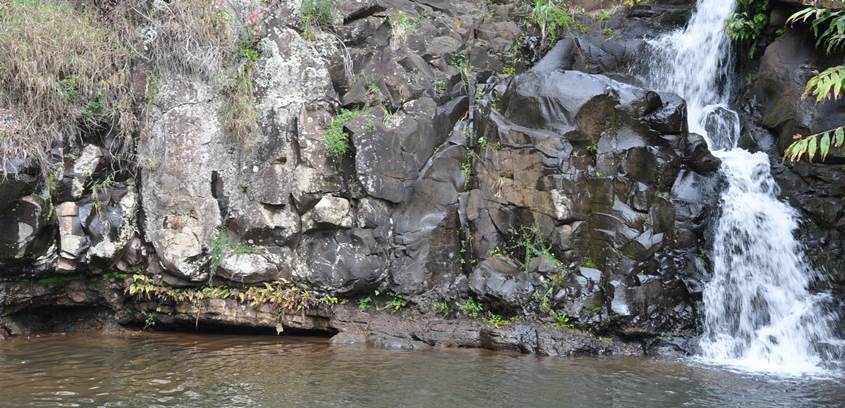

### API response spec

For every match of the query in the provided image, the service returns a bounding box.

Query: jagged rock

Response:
[302,195,353,231]
[471,65,717,335]
[86,182,139,260]
[56,202,88,259]
[217,250,291,284]
[70,145,103,199]
[469,257,535,311]
[0,195,52,261]
[293,229,388,295]
[753,30,845,149]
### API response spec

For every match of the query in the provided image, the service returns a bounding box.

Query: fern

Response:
[804,65,845,102]
[784,126,845,162]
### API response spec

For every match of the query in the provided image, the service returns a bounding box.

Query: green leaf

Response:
[798,138,809,161]
[808,135,818,161]
[821,132,831,160]
[836,127,844,147]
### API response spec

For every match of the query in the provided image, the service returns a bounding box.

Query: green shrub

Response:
[391,13,417,36]
[502,224,563,272]
[483,311,508,328]
[784,6,845,162]
[383,292,407,312]
[725,0,769,58]
[357,296,374,311]
[324,108,364,157]
[432,301,450,316]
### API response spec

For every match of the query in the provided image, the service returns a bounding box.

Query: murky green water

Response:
[0,332,842,407]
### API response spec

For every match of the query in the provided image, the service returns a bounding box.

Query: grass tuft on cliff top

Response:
[0,0,262,173]
[0,0,135,173]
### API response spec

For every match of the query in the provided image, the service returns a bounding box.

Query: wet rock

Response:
[752,30,845,147]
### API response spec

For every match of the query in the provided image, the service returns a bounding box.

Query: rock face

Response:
[15,0,844,357]
[465,65,718,337]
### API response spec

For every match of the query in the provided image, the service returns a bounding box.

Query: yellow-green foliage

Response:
[0,0,134,170]
[784,126,844,162]
[127,274,335,312]
[803,65,845,103]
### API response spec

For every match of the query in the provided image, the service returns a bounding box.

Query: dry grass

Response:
[133,0,237,81]
[0,0,261,174]
[0,0,135,172]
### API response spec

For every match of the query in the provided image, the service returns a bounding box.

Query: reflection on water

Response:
[0,332,843,407]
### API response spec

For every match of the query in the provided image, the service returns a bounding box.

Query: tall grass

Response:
[0,0,134,173]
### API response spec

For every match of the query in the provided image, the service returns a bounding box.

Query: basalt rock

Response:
[0,0,720,354]
[467,66,718,337]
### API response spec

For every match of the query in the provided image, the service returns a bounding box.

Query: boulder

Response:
[469,257,535,311]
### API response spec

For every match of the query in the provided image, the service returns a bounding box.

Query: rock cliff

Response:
[1,0,841,355]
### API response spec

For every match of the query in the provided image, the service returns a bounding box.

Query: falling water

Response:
[645,0,842,375]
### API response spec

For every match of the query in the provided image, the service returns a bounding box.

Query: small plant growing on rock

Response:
[389,13,417,37]
[324,108,364,157]
[382,292,407,312]
[504,224,563,272]
[209,228,255,281]
[581,257,599,269]
[432,301,450,316]
[532,0,575,49]
[553,312,572,329]
[357,296,375,311]
[222,33,260,144]
[434,79,446,96]
[724,0,769,58]
[301,0,334,31]
[460,298,483,318]
[484,311,509,328]
[141,310,156,329]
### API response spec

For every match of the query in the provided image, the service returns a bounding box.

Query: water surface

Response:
[0,332,842,407]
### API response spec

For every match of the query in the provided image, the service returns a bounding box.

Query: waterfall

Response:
[645,0,842,375]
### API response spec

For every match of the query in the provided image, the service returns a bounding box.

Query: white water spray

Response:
[646,0,842,375]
